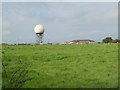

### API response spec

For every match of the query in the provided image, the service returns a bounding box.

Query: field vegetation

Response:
[2,44,118,88]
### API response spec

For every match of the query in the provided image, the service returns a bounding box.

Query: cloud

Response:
[2,2,118,43]
[2,21,11,29]
[1,0,119,2]
[2,30,11,36]
[85,9,118,23]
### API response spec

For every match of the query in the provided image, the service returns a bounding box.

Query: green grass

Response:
[2,44,118,88]
[0,44,2,89]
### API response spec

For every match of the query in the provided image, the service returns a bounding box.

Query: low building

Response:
[69,39,95,44]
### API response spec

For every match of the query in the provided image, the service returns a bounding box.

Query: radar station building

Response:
[69,39,95,44]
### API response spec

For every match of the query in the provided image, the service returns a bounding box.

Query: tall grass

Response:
[2,59,33,88]
[2,44,118,88]
[0,44,2,89]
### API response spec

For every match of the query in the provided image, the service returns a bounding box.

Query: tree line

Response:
[102,37,120,43]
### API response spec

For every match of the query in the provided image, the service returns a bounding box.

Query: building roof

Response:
[70,39,95,42]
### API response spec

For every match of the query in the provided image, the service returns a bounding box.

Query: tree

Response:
[102,37,113,43]
[113,39,120,43]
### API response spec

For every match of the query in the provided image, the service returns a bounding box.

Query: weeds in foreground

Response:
[2,60,33,88]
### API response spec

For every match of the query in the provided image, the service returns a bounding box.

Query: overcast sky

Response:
[2,2,118,43]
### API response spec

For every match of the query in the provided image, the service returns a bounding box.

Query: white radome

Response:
[34,24,44,34]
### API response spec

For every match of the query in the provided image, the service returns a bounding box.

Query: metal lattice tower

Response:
[34,24,44,44]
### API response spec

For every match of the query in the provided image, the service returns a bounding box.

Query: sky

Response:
[2,2,118,44]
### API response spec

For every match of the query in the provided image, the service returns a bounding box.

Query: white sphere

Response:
[34,24,44,34]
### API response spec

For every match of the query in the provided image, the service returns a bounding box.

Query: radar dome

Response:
[34,24,44,34]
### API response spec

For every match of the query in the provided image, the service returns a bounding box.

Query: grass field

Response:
[2,44,118,88]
